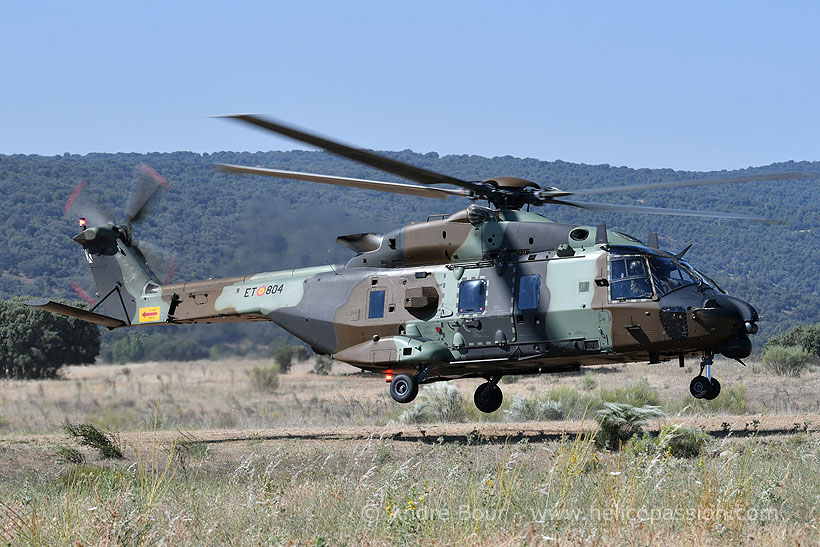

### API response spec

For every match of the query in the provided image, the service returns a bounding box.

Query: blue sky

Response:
[1,1,818,171]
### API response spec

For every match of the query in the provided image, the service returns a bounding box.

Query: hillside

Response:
[1,150,818,354]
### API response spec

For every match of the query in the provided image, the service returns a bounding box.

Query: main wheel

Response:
[689,375,710,399]
[390,373,419,404]
[703,378,721,400]
[474,382,503,413]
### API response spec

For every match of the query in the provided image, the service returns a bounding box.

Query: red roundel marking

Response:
[256,286,266,296]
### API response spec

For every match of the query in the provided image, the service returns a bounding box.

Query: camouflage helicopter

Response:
[29,115,816,413]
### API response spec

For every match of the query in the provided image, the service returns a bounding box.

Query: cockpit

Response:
[608,246,722,301]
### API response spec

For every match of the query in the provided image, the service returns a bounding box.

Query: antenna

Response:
[595,224,608,245]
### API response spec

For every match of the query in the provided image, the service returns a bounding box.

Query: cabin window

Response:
[518,274,540,310]
[610,257,653,300]
[458,279,486,314]
[368,290,386,319]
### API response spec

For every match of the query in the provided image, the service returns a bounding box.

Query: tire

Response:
[689,375,710,399]
[703,378,721,400]
[474,382,503,413]
[390,373,419,403]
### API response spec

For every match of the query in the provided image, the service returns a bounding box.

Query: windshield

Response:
[681,260,725,293]
[649,256,703,296]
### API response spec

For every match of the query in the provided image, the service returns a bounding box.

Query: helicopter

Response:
[28,115,817,413]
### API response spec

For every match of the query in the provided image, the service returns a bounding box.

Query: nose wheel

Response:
[474,379,503,413]
[390,373,419,404]
[689,353,721,399]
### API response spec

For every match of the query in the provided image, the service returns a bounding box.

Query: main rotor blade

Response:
[553,199,783,224]
[219,114,485,194]
[572,172,817,196]
[216,164,470,200]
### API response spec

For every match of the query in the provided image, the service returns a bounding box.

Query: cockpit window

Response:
[648,257,699,296]
[609,257,653,300]
[627,258,646,277]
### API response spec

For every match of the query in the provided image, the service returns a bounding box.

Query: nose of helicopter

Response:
[694,294,759,358]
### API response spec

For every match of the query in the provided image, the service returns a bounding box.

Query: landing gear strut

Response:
[689,353,721,400]
[474,377,503,413]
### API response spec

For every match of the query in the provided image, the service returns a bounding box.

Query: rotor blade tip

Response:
[138,163,170,188]
[211,113,258,120]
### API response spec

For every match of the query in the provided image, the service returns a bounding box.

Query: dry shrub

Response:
[251,363,280,392]
[763,345,813,377]
[398,382,466,424]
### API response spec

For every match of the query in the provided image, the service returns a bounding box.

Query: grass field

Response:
[2,356,820,544]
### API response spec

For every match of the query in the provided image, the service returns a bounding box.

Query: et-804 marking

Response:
[244,284,284,298]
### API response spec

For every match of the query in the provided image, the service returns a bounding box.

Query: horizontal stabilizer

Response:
[24,299,127,329]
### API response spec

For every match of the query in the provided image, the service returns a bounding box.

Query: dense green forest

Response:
[1,150,818,358]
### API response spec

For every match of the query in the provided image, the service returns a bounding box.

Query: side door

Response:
[454,263,517,349]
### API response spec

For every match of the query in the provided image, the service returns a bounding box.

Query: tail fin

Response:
[73,223,161,326]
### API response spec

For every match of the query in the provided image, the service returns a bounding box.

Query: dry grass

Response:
[1,356,819,543]
[1,427,819,544]
[0,356,818,434]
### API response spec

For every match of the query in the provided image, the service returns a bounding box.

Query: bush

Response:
[143,334,208,361]
[251,363,280,392]
[505,395,565,421]
[600,379,663,408]
[594,403,666,450]
[624,432,658,457]
[111,333,145,364]
[765,324,820,356]
[311,355,333,375]
[63,423,124,460]
[292,345,311,362]
[763,345,813,377]
[54,443,85,464]
[657,424,711,458]
[683,384,751,415]
[544,385,600,419]
[398,383,466,424]
[273,346,295,373]
[580,372,598,391]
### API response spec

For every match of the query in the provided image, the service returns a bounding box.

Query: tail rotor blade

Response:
[133,239,179,284]
[70,282,97,306]
[63,181,114,227]
[124,164,170,226]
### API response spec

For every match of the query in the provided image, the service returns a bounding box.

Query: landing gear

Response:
[474,379,503,413]
[689,375,711,399]
[390,373,419,404]
[689,353,721,399]
[704,378,720,400]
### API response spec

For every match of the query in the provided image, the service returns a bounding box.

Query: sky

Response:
[1,1,818,171]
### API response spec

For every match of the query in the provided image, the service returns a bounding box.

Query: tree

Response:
[0,298,100,379]
[111,333,145,364]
